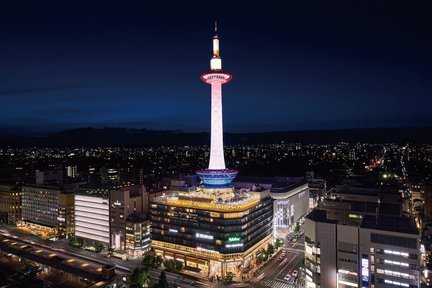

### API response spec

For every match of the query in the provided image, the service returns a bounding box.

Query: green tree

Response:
[294,221,301,233]
[131,267,152,287]
[68,237,83,248]
[164,259,183,273]
[275,238,284,249]
[94,242,105,253]
[175,260,183,272]
[142,253,163,268]
[266,243,275,256]
[158,270,169,288]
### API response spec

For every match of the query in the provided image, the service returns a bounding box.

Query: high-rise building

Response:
[35,169,63,185]
[150,24,273,281]
[57,192,75,239]
[66,165,78,178]
[125,213,151,258]
[110,185,144,251]
[74,188,110,245]
[304,186,421,288]
[21,184,74,238]
[424,184,432,218]
[0,184,21,225]
[74,185,149,257]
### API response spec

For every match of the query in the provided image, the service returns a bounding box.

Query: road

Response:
[250,234,305,288]
[0,225,212,288]
[1,224,305,288]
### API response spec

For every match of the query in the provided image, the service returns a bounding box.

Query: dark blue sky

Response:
[0,1,431,135]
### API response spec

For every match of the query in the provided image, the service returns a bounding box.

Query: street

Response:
[250,234,305,288]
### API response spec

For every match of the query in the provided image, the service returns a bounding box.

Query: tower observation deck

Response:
[197,23,238,187]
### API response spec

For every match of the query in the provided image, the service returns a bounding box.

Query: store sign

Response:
[228,236,241,242]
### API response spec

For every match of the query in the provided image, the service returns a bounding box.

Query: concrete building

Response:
[74,185,150,257]
[35,169,63,185]
[305,185,421,288]
[424,184,432,219]
[125,213,151,258]
[66,165,78,178]
[74,188,110,245]
[21,184,74,238]
[0,184,21,225]
[110,185,144,251]
[57,192,75,239]
[269,181,309,238]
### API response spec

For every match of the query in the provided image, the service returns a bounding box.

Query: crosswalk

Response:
[260,279,296,288]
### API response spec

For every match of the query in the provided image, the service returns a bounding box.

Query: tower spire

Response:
[211,21,221,68]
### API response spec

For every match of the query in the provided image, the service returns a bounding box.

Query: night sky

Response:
[0,1,431,135]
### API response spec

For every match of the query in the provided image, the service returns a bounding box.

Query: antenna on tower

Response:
[214,20,218,35]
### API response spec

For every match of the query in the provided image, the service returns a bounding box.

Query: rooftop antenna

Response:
[214,20,218,35]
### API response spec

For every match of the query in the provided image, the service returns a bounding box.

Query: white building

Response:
[74,188,110,244]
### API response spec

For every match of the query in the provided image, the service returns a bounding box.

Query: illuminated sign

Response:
[361,255,369,285]
[228,236,241,242]
[225,243,243,248]
[196,233,213,240]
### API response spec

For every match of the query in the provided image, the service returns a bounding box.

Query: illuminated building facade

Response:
[270,180,309,238]
[305,211,420,288]
[57,192,74,239]
[150,25,273,280]
[125,213,151,258]
[110,185,144,251]
[21,185,74,237]
[74,188,110,245]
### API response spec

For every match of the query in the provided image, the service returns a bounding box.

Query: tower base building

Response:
[150,184,273,279]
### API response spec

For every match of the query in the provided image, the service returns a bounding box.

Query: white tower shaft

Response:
[209,82,225,170]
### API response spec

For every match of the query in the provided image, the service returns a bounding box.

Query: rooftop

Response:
[360,214,418,235]
[153,187,261,212]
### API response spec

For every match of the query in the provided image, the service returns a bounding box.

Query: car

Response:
[292,270,299,278]
[278,256,284,261]
[284,274,292,281]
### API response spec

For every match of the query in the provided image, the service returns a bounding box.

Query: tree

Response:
[266,243,275,256]
[68,237,83,248]
[142,253,163,268]
[158,271,169,288]
[131,267,152,287]
[164,259,183,273]
[294,221,301,233]
[94,242,105,253]
[275,238,284,249]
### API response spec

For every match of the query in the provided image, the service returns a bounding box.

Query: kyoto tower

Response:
[197,23,238,187]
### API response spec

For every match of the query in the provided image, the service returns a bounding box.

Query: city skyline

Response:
[1,1,431,135]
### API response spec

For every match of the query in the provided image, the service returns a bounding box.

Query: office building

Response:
[74,188,110,245]
[304,185,421,288]
[21,184,74,238]
[0,184,21,225]
[125,213,151,258]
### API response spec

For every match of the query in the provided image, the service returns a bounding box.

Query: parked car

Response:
[284,274,292,281]
[292,270,299,278]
